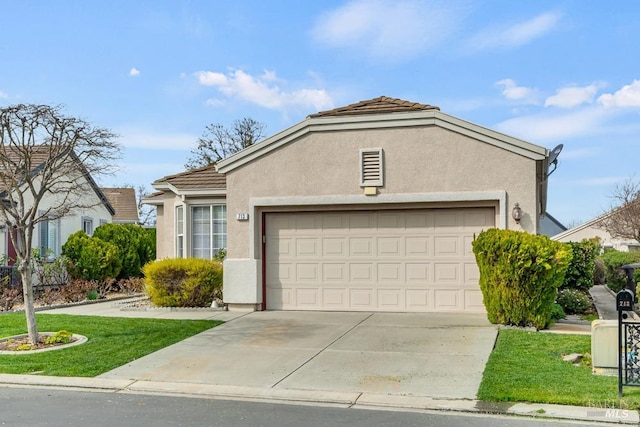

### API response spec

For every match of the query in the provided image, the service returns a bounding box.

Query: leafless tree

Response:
[0,104,120,344]
[135,184,156,226]
[598,178,640,244]
[184,117,265,169]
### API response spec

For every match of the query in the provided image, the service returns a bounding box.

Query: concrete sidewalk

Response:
[0,291,637,425]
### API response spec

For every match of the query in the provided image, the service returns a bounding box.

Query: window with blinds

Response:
[359,148,384,187]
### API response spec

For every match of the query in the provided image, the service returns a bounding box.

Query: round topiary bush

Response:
[556,289,592,314]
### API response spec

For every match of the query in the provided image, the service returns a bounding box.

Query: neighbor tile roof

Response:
[152,164,226,190]
[308,96,440,117]
[101,187,139,223]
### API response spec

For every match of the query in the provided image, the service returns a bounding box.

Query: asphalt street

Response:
[0,387,621,427]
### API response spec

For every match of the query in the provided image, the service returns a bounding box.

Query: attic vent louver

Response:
[359,148,384,187]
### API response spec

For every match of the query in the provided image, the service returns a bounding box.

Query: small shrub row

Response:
[143,258,222,307]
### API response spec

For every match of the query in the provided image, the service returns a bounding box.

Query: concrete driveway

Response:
[99,311,497,400]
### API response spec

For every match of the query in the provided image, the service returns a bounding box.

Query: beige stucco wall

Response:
[225,125,539,260]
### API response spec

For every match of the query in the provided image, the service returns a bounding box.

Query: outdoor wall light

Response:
[512,203,523,224]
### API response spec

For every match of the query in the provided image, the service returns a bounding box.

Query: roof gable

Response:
[217,96,549,174]
[101,187,139,223]
[152,164,226,195]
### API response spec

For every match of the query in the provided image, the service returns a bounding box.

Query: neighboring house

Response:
[539,212,567,237]
[552,212,640,251]
[0,153,115,265]
[101,187,140,224]
[212,96,554,313]
[143,165,226,260]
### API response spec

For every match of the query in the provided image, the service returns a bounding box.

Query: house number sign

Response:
[236,213,250,221]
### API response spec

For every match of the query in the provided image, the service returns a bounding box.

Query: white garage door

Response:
[265,208,495,312]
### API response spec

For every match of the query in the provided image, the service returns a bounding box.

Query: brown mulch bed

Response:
[0,334,77,352]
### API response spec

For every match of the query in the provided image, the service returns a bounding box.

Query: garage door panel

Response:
[433,236,460,257]
[405,236,430,257]
[405,263,430,282]
[266,208,494,312]
[377,236,402,256]
[349,237,374,256]
[350,289,374,309]
[377,263,402,282]
[322,237,346,256]
[350,263,374,281]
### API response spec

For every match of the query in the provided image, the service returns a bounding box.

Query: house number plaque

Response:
[236,213,249,221]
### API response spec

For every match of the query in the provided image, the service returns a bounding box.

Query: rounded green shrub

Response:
[472,228,572,329]
[550,303,566,321]
[93,223,156,279]
[62,231,121,281]
[556,289,592,314]
[143,258,222,307]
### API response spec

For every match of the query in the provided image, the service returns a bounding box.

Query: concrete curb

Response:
[0,374,637,424]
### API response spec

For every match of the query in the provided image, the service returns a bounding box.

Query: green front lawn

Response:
[479,329,640,409]
[0,313,220,377]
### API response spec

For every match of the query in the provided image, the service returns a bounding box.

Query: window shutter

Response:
[360,148,384,187]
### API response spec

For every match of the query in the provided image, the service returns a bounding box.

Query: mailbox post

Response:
[618,288,638,397]
[621,263,640,303]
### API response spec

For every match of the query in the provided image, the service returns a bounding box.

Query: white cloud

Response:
[494,108,606,142]
[559,147,599,160]
[194,69,334,112]
[0,90,7,99]
[545,83,602,108]
[467,11,561,51]
[129,67,141,77]
[312,0,466,61]
[495,79,538,103]
[598,79,640,108]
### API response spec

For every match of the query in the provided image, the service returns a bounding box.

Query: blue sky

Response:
[1,1,639,227]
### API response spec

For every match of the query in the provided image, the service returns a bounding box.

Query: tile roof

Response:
[101,187,139,223]
[152,164,226,190]
[308,96,440,118]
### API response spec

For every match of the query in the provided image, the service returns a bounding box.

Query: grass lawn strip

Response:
[0,313,220,377]
[478,329,640,409]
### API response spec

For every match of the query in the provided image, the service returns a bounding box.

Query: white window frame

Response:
[190,204,226,259]
[82,216,94,236]
[39,216,60,260]
[176,205,185,258]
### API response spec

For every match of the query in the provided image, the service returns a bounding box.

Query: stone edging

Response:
[0,333,88,355]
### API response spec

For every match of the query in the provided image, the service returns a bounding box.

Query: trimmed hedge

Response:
[143,258,222,307]
[62,231,121,281]
[561,238,600,292]
[472,228,572,329]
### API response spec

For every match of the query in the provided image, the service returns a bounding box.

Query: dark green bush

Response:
[556,289,592,314]
[561,238,600,292]
[472,228,572,329]
[601,250,640,292]
[93,224,156,279]
[62,231,121,281]
[142,258,222,307]
[550,303,566,322]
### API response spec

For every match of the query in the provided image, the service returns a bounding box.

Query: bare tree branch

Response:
[598,178,640,244]
[184,117,265,170]
[0,104,121,344]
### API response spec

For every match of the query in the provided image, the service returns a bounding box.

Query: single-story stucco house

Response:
[552,212,640,251]
[148,96,556,313]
